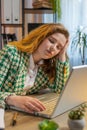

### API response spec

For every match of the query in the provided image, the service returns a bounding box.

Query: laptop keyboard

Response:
[36,93,59,115]
[42,97,58,114]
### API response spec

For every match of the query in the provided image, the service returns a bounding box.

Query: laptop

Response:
[9,65,87,119]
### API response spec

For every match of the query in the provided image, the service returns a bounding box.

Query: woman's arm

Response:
[47,57,70,93]
[0,45,45,112]
[0,45,16,108]
[47,39,70,93]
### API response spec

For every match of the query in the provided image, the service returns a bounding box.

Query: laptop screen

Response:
[52,65,87,118]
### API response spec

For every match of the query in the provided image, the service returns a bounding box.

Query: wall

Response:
[24,0,44,35]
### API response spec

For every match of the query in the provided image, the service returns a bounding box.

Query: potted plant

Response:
[68,103,87,130]
[39,119,59,130]
[71,26,87,65]
[50,0,61,20]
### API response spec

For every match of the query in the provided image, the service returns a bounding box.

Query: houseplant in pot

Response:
[68,103,87,130]
[71,26,87,65]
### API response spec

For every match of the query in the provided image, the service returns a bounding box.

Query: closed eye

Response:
[57,45,62,50]
[48,38,55,44]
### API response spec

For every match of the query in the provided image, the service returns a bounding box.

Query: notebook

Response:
[9,65,87,119]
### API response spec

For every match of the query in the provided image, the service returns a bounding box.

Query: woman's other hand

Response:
[58,39,69,62]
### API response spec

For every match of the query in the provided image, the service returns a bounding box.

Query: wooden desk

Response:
[5,110,87,130]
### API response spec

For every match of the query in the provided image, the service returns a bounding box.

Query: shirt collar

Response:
[29,54,35,70]
[29,54,43,70]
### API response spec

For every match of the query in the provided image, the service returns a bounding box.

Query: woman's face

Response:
[34,33,67,61]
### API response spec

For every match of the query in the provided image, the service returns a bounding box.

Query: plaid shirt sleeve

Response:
[47,59,70,93]
[0,45,16,108]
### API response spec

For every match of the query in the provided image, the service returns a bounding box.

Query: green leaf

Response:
[50,0,61,20]
[39,119,59,130]
[39,120,49,130]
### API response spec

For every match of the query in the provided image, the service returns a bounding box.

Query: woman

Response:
[0,23,70,113]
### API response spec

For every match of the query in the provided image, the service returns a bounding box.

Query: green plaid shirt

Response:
[0,45,70,108]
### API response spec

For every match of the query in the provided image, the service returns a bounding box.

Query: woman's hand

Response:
[58,39,69,62]
[6,95,46,113]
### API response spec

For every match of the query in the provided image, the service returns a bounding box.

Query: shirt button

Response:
[64,66,66,74]
[8,83,12,87]
[11,76,14,79]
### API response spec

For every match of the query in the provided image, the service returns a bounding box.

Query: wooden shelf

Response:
[24,8,53,14]
[1,24,23,27]
[0,0,24,48]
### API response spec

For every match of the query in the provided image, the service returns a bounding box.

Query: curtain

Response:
[43,0,87,66]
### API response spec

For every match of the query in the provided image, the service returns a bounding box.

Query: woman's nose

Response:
[50,46,55,51]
